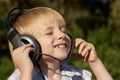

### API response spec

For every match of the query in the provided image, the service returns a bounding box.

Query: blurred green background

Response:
[0,0,120,80]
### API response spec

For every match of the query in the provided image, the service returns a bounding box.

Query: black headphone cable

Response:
[35,53,62,80]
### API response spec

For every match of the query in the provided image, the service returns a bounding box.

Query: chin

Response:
[56,54,68,60]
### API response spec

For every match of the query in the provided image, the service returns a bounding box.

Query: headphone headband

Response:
[4,6,31,33]
[4,6,32,49]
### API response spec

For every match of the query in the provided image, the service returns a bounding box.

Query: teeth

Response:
[59,45,65,48]
[57,44,66,48]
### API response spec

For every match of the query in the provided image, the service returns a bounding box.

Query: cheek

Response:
[38,38,53,53]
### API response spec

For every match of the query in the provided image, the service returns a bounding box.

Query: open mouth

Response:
[54,43,68,48]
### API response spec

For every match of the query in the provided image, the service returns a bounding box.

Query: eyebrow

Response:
[43,24,66,32]
[43,26,53,32]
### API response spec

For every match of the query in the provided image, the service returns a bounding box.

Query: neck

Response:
[38,58,61,77]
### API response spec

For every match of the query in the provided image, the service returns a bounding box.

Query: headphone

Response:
[4,7,74,64]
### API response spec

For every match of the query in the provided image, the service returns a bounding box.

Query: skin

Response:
[12,18,113,80]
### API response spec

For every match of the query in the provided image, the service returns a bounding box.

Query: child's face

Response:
[37,20,71,60]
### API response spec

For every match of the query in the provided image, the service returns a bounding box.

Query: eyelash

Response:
[61,28,66,33]
[46,27,66,35]
[46,32,53,35]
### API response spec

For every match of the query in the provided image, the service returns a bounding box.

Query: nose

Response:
[55,29,66,40]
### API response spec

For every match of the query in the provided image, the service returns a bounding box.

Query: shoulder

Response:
[61,63,92,80]
[7,69,20,80]
[7,67,43,80]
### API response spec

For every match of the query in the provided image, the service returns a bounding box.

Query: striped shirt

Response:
[8,63,92,80]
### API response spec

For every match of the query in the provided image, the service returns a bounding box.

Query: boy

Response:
[7,7,112,80]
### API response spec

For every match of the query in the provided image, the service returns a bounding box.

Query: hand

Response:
[12,44,34,74]
[72,38,98,63]
[72,38,113,80]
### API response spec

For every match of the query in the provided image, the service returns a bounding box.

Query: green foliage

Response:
[0,0,120,80]
[0,56,14,80]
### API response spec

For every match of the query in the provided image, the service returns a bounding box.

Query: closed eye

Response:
[60,27,66,33]
[46,32,53,35]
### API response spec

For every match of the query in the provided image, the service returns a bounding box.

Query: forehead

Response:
[39,18,65,31]
[35,12,65,30]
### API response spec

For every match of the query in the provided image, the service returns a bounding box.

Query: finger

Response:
[78,41,87,54]
[21,44,33,52]
[13,44,33,57]
[23,47,35,56]
[82,43,95,62]
[80,45,91,56]
[82,51,88,62]
[75,38,85,48]
[84,51,90,62]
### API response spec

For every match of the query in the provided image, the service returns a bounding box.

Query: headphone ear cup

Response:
[20,35,41,63]
[63,33,74,61]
